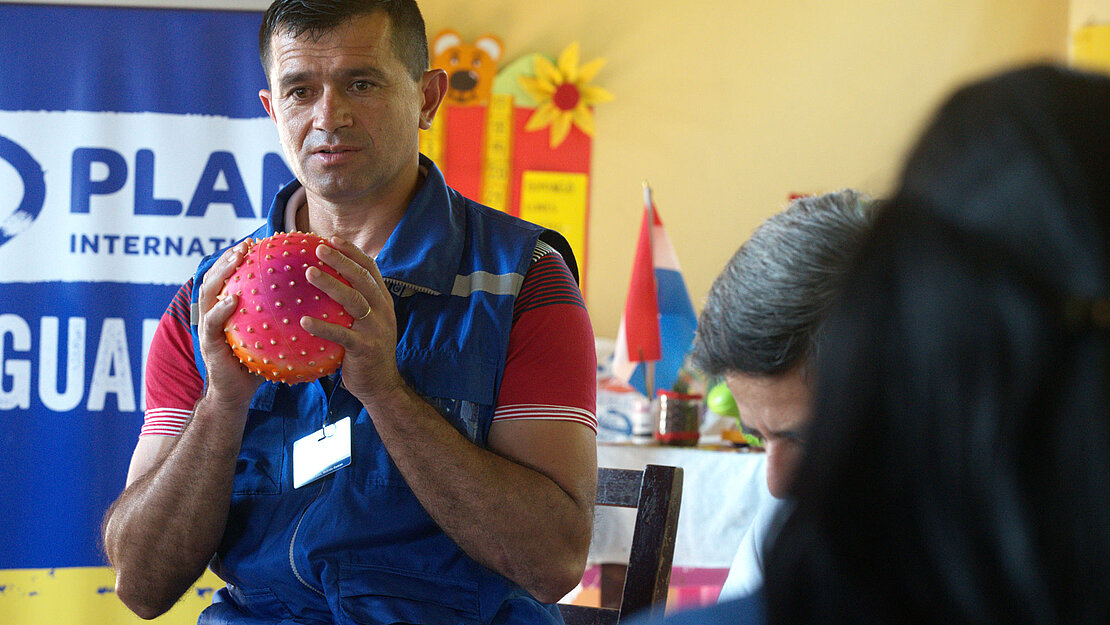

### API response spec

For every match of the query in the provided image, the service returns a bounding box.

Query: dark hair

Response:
[259,0,429,82]
[764,64,1110,625]
[691,189,876,377]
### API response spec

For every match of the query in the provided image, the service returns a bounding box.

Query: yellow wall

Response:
[1071,0,1110,68]
[1072,0,1110,31]
[415,0,1068,337]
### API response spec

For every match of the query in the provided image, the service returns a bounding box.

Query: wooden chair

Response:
[560,464,684,624]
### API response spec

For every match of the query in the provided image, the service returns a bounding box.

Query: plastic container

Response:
[596,376,652,443]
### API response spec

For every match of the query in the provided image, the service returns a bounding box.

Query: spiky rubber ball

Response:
[219,232,352,384]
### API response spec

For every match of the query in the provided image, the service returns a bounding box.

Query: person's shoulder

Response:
[624,592,766,625]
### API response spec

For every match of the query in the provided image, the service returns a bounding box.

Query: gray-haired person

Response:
[692,189,877,600]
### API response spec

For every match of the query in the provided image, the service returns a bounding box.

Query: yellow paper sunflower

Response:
[518,42,614,148]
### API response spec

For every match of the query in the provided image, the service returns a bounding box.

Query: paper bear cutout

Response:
[432,29,503,106]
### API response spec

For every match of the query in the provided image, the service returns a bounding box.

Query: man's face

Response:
[259,12,439,207]
[725,366,810,498]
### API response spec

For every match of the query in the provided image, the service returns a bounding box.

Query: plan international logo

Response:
[0,111,289,285]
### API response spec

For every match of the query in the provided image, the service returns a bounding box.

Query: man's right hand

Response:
[197,240,264,412]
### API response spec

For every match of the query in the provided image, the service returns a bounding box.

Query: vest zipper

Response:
[382,277,440,297]
[288,482,327,598]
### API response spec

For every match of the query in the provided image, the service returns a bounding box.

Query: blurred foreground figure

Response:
[766,63,1110,625]
[634,63,1110,625]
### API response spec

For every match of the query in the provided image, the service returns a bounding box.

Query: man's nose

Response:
[314,87,352,133]
[765,441,789,499]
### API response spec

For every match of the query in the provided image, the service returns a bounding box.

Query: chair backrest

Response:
[560,464,684,625]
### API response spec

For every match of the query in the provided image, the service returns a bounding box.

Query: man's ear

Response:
[259,89,277,123]
[418,69,448,130]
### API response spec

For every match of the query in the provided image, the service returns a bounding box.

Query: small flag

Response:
[612,185,697,396]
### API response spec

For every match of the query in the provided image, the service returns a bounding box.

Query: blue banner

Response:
[0,4,268,117]
[0,3,291,580]
[0,282,177,569]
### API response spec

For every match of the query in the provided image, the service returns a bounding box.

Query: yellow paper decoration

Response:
[481,93,515,212]
[518,42,614,148]
[519,170,589,266]
[1073,23,1110,73]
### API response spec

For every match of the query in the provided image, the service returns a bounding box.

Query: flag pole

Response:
[642,180,656,398]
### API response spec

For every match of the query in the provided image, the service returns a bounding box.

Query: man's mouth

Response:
[311,146,358,163]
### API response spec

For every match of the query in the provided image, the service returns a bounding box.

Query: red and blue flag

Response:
[613,187,697,396]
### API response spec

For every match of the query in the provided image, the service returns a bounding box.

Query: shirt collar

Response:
[266,155,461,296]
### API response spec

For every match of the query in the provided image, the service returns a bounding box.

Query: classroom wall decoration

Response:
[1073,22,1110,72]
[432,30,505,106]
[422,33,613,290]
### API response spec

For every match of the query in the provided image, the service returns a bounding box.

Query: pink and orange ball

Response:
[219,232,352,384]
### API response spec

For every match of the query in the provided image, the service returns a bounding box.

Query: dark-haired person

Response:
[764,63,1110,625]
[634,63,1110,625]
[102,1,597,623]
[692,189,876,601]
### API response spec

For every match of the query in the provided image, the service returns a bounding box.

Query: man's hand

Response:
[301,237,405,405]
[197,240,263,410]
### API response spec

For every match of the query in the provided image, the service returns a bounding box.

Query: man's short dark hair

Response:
[259,0,429,82]
[692,189,877,377]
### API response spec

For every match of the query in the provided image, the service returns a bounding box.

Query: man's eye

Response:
[289,87,309,99]
[351,81,373,92]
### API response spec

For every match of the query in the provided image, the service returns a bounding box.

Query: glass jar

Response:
[653,390,703,447]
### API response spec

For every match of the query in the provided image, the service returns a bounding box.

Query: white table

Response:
[590,442,773,569]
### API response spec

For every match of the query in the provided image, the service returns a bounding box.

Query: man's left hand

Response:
[301,237,405,405]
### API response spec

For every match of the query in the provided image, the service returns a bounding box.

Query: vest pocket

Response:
[231,407,286,495]
[337,563,480,625]
[222,584,296,620]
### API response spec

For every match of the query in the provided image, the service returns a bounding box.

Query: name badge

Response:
[292,416,352,489]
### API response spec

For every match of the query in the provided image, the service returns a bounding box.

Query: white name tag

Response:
[292,416,352,489]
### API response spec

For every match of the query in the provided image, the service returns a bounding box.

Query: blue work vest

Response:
[188,158,563,624]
